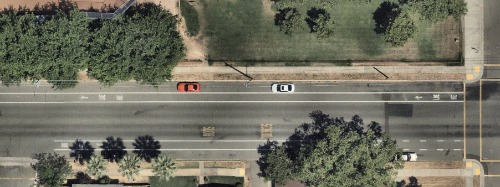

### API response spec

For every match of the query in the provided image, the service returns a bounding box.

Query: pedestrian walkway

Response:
[463,0,485,83]
[397,159,484,187]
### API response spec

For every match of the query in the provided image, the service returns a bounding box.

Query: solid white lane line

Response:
[420,140,427,142]
[454,149,462,151]
[419,149,428,151]
[0,91,465,95]
[2,100,465,104]
[437,140,445,142]
[454,140,462,142]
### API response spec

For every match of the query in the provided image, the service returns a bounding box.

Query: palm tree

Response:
[132,135,161,162]
[100,136,127,162]
[152,154,177,181]
[118,154,141,181]
[86,155,108,178]
[69,139,95,165]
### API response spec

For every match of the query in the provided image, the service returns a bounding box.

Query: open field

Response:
[198,0,461,62]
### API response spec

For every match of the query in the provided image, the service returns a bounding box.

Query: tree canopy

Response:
[0,3,184,89]
[382,12,416,46]
[274,8,303,35]
[408,0,467,23]
[257,111,403,186]
[31,153,72,187]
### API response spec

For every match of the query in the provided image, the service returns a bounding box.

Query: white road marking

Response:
[437,140,445,142]
[419,149,428,151]
[454,149,462,151]
[402,140,410,142]
[420,140,427,142]
[61,143,68,148]
[403,149,410,151]
[0,91,465,95]
[3,100,464,104]
[454,140,462,142]
[437,149,445,151]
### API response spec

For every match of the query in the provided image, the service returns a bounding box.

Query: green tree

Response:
[86,155,108,178]
[257,111,403,187]
[31,153,72,187]
[118,154,141,181]
[89,4,185,87]
[274,8,303,35]
[408,0,467,23]
[305,8,335,39]
[0,12,41,85]
[38,9,91,89]
[152,154,177,181]
[382,12,416,46]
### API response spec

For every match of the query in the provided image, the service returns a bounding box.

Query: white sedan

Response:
[271,83,295,93]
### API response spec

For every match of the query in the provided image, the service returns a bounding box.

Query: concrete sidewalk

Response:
[463,0,485,83]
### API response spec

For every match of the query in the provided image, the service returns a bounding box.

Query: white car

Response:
[398,152,417,161]
[271,83,295,93]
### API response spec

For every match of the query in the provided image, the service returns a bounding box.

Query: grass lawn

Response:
[199,0,460,62]
[149,176,198,187]
[180,0,200,36]
[205,176,244,186]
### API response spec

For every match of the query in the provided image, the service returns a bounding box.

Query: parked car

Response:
[177,82,200,92]
[271,83,295,93]
[397,152,417,162]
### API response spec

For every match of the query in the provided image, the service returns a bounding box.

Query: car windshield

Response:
[184,84,188,91]
[193,85,198,90]
[288,85,292,90]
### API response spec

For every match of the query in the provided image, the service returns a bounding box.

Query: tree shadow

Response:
[124,2,162,17]
[396,176,420,187]
[100,136,127,163]
[305,7,327,33]
[132,135,161,162]
[256,140,279,178]
[373,1,401,34]
[69,139,95,165]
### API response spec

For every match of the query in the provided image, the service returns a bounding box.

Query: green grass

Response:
[199,0,460,62]
[206,176,244,186]
[149,176,198,187]
[180,0,200,36]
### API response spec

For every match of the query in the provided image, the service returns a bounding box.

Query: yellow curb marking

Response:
[467,161,472,168]
[239,169,245,176]
[475,168,481,175]
[467,74,474,80]
[475,66,481,73]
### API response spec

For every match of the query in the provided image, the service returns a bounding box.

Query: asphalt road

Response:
[0,81,465,162]
[485,0,500,65]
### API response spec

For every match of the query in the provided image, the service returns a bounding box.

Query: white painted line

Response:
[403,149,410,151]
[0,91,465,95]
[454,149,462,151]
[402,140,410,142]
[420,140,427,142]
[437,149,445,151]
[454,140,462,142]
[55,148,259,151]
[1,100,465,104]
[419,149,428,151]
[437,140,445,142]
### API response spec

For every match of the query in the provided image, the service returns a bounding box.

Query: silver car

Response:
[271,83,295,93]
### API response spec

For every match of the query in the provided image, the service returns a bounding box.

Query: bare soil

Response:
[403,161,466,169]
[204,161,245,169]
[399,176,465,187]
[172,73,463,81]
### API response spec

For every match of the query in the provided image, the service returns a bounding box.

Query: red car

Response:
[177,82,200,92]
